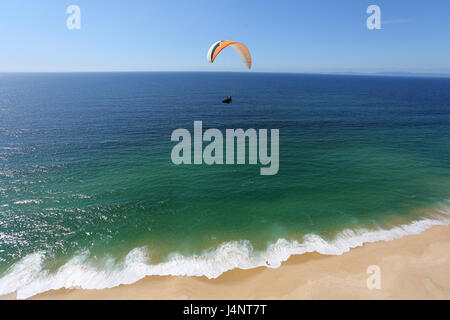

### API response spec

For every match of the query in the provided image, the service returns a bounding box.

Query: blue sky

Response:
[0,0,449,73]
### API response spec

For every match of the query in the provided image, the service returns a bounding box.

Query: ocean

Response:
[1,72,450,298]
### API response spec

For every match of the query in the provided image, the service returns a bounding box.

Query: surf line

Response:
[171,121,279,175]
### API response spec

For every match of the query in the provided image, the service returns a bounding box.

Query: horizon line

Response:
[1,70,450,79]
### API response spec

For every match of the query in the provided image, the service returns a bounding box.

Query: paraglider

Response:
[222,96,232,104]
[207,40,252,103]
[207,40,252,69]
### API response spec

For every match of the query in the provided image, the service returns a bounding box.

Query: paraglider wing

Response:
[207,40,252,69]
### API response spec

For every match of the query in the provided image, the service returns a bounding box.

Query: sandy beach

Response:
[0,225,440,300]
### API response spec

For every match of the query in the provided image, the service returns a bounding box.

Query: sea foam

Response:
[1,211,449,299]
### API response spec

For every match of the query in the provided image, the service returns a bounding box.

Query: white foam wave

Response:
[1,212,450,299]
[13,199,42,205]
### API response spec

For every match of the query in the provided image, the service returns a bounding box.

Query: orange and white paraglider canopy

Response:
[207,40,252,69]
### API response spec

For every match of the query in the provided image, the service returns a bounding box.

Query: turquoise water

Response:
[1,72,450,297]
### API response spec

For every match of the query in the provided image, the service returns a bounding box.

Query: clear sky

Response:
[0,0,449,73]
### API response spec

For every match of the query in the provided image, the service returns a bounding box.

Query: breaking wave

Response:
[1,210,450,299]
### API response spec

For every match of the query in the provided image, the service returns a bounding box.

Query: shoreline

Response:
[6,224,446,299]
